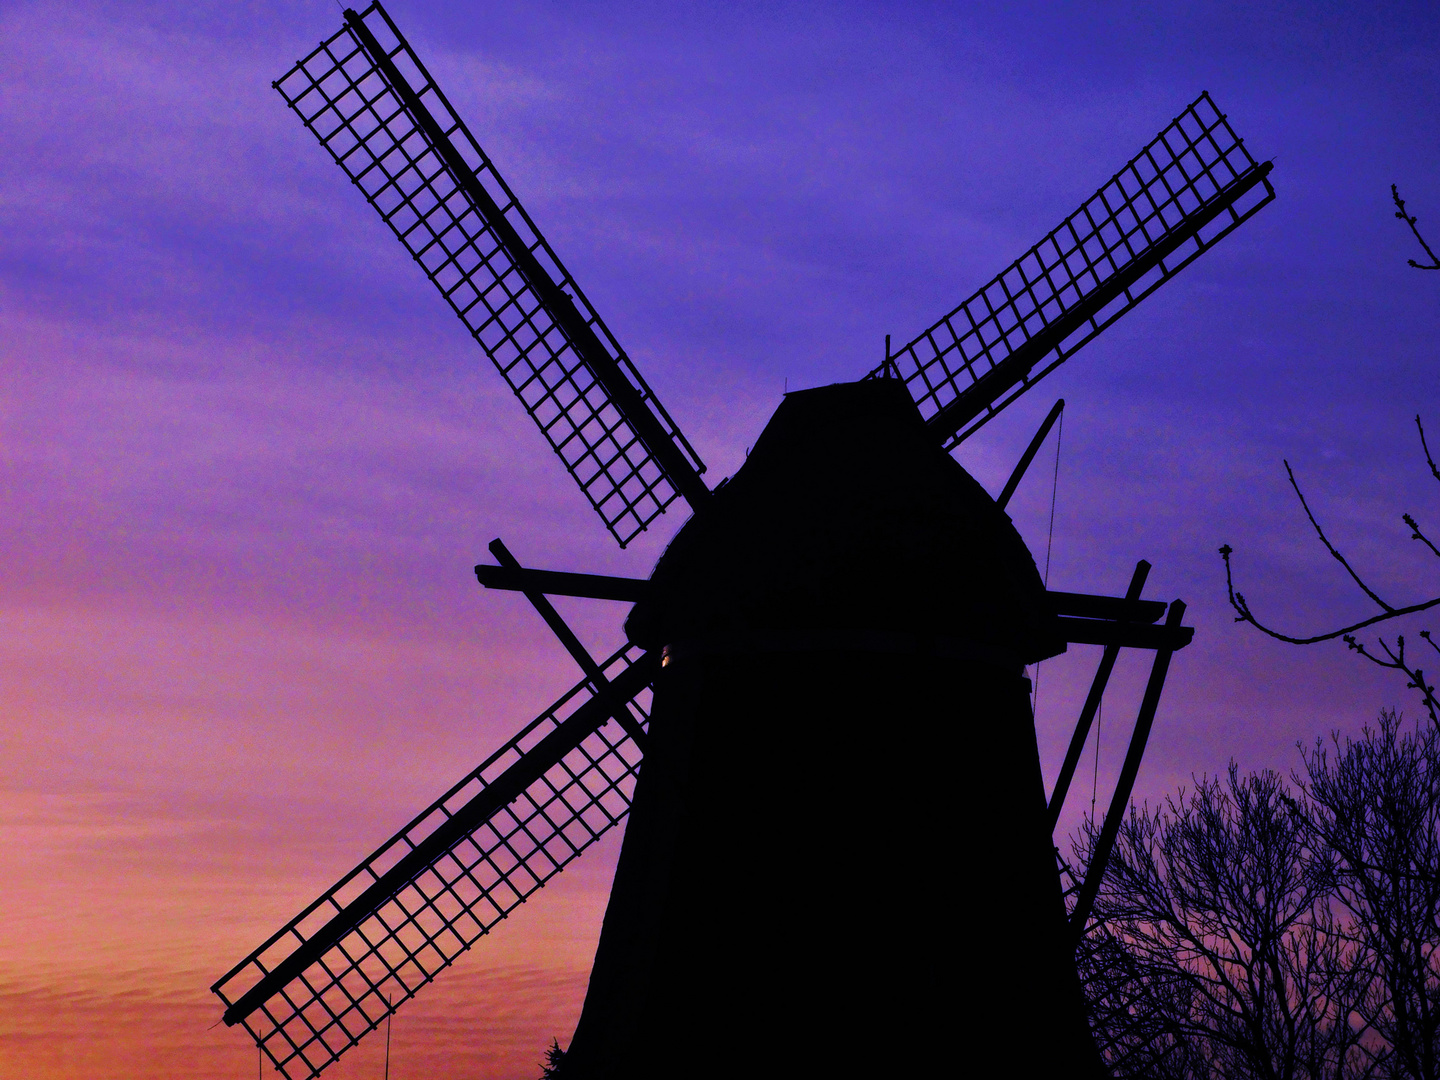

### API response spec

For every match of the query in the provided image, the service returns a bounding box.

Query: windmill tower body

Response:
[212,8,1273,1077]
[561,380,1100,1076]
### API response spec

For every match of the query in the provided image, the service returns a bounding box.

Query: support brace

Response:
[489,539,649,750]
[1067,599,1188,943]
[1048,560,1151,828]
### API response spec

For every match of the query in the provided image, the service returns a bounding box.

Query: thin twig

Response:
[1343,632,1440,727]
[1418,415,1440,484]
[1219,545,1440,645]
[1423,628,1440,660]
[1405,513,1440,560]
[1392,184,1440,270]
[1286,460,1394,611]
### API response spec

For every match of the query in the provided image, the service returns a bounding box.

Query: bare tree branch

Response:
[1219,546,1440,646]
[1418,416,1440,486]
[1217,184,1439,726]
[1406,514,1440,561]
[1286,460,1394,612]
[1342,634,1440,728]
[1393,185,1440,271]
[1219,432,1440,695]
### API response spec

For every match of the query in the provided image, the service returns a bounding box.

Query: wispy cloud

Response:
[0,961,591,1079]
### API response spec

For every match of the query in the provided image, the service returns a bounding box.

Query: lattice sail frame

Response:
[274,3,705,546]
[212,645,652,1080]
[877,91,1275,448]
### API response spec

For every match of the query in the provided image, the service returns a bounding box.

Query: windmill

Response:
[212,4,1275,1077]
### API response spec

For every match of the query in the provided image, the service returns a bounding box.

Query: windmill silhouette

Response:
[211,5,1275,1077]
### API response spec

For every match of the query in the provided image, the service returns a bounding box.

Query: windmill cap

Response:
[626,378,1062,666]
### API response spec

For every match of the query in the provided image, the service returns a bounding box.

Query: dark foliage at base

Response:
[1077,711,1440,1080]
[539,1038,565,1079]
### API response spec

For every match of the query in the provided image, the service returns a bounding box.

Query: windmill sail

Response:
[275,3,708,547]
[212,646,658,1080]
[876,92,1275,448]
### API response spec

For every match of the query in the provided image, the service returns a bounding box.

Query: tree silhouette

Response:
[539,1038,565,1079]
[1076,766,1368,1080]
[1077,714,1440,1079]
[1300,711,1440,1080]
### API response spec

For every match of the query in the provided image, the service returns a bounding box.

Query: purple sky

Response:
[3,1,1439,1076]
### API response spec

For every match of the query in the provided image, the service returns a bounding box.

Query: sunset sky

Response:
[3,1,1439,1077]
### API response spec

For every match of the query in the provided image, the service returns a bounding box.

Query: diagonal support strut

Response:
[1067,598,1188,944]
[488,539,649,750]
[1048,560,1151,828]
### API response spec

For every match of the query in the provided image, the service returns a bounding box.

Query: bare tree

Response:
[1219,417,1440,726]
[1077,715,1440,1079]
[1076,766,1370,1080]
[1300,711,1440,1080]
